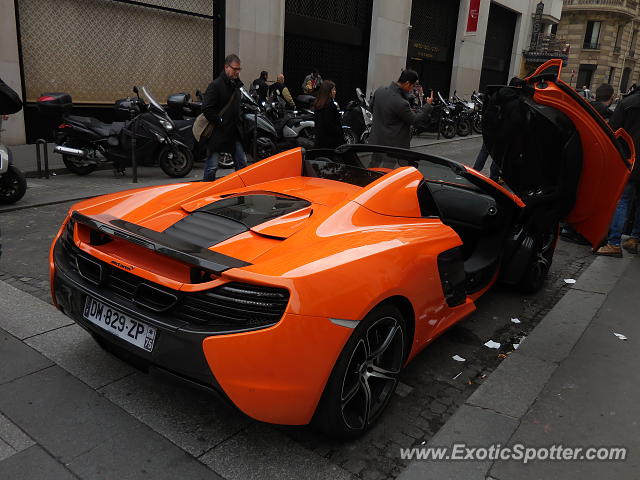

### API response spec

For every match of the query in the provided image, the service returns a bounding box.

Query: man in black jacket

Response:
[202,54,246,181]
[251,71,269,102]
[590,84,614,120]
[368,69,432,149]
[596,86,640,256]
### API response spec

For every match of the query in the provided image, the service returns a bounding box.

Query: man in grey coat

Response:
[368,69,433,149]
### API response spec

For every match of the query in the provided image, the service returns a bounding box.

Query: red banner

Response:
[466,0,481,33]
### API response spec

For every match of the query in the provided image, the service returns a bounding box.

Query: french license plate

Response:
[83,297,156,352]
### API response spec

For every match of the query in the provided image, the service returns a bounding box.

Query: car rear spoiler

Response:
[71,211,251,274]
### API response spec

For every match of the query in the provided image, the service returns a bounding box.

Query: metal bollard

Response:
[35,139,50,179]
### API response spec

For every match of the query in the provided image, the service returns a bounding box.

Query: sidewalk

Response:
[399,254,640,479]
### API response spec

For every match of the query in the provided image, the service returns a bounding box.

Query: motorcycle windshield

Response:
[140,86,166,116]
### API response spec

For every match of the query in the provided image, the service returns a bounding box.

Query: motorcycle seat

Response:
[66,116,123,138]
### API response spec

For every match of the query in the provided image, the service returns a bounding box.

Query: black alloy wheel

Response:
[0,165,27,204]
[519,225,559,293]
[314,304,407,438]
[159,145,194,178]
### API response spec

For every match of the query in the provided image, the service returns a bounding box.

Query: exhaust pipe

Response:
[54,145,87,158]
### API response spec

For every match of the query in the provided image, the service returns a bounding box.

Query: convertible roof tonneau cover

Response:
[71,211,252,274]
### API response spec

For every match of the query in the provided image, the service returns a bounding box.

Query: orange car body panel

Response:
[49,153,479,425]
[526,59,635,246]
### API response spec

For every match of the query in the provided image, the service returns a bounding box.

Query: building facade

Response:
[557,0,639,94]
[2,0,563,145]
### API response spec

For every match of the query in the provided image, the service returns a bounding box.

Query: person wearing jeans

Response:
[203,141,247,182]
[201,53,245,182]
[597,182,640,256]
[473,143,500,181]
[596,84,640,256]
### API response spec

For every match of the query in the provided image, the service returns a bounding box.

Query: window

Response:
[621,67,632,93]
[630,30,638,58]
[583,21,602,49]
[614,25,624,53]
[551,23,558,35]
[609,67,616,84]
[576,64,597,89]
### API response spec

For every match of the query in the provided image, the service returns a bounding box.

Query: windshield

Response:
[304,146,481,191]
[240,87,257,105]
[139,86,166,115]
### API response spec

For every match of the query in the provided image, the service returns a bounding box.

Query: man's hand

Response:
[426,91,434,105]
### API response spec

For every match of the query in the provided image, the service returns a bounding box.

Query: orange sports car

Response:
[50,61,633,438]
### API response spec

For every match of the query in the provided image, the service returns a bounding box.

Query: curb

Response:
[410,133,482,149]
[397,255,631,480]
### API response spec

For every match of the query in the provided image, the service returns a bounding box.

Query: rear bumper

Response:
[51,240,352,425]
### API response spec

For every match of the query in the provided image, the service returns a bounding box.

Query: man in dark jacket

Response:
[596,86,640,256]
[590,84,614,120]
[251,71,269,102]
[368,69,432,150]
[202,54,247,181]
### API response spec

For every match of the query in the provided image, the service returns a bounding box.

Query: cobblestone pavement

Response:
[0,136,597,479]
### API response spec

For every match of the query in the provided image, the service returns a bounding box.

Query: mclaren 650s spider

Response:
[50,61,633,438]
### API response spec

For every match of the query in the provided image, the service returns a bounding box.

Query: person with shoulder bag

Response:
[198,54,247,181]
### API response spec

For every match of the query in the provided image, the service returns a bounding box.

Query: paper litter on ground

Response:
[564,279,576,284]
[613,333,628,341]
[511,318,521,324]
[484,340,501,349]
[452,355,466,362]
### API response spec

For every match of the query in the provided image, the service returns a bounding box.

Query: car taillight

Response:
[38,95,56,102]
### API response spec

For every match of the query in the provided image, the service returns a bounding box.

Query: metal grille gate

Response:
[16,0,216,103]
[283,0,373,105]
[407,0,460,97]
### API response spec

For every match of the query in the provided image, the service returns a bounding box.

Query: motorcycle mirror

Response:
[356,87,363,98]
[133,86,139,94]
[195,89,201,97]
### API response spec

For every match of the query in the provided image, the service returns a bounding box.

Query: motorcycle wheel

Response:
[159,146,194,178]
[255,137,277,161]
[0,165,27,204]
[440,121,456,139]
[457,119,471,137]
[343,128,357,145]
[472,115,483,134]
[62,154,97,176]
[218,153,234,169]
[361,131,370,144]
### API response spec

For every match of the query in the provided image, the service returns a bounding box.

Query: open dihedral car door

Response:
[484,59,635,247]
[527,60,635,246]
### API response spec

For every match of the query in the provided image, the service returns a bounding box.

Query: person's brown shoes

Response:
[595,244,623,257]
[623,237,640,254]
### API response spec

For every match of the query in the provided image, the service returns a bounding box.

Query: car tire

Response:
[519,226,559,293]
[0,165,27,204]
[62,154,97,176]
[313,304,407,439]
[159,145,194,178]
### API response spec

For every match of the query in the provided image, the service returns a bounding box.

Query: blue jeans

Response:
[203,141,247,181]
[473,144,500,181]
[608,182,640,246]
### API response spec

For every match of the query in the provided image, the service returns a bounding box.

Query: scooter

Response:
[40,86,193,177]
[342,87,373,143]
[0,116,27,205]
[241,88,315,158]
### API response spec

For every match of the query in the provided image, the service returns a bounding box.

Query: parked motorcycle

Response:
[0,78,27,205]
[342,87,372,143]
[0,117,27,204]
[411,92,457,139]
[241,88,315,157]
[40,86,193,177]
